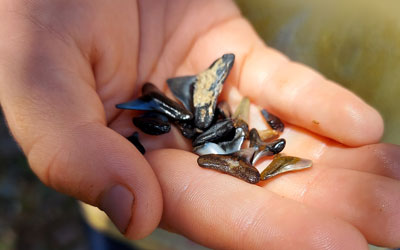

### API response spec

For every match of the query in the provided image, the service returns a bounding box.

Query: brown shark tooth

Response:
[261,109,284,132]
[193,54,235,129]
[197,150,260,184]
[116,82,193,121]
[260,154,312,180]
[132,111,171,135]
[258,129,279,142]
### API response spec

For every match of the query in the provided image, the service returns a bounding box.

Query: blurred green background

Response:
[236,0,400,144]
[0,1,399,249]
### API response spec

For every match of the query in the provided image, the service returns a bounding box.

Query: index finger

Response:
[174,18,383,146]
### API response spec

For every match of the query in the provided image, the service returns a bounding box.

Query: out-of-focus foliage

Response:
[236,0,400,144]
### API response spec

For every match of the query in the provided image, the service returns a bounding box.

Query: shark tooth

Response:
[192,118,235,147]
[258,129,279,142]
[116,82,193,121]
[260,154,312,180]
[166,75,196,111]
[261,109,284,132]
[193,53,235,129]
[126,132,146,155]
[250,128,286,164]
[232,97,250,123]
[218,127,246,154]
[193,142,226,155]
[132,111,171,135]
[197,151,260,184]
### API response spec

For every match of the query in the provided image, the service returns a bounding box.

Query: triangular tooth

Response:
[116,98,156,111]
[251,138,286,165]
[258,129,279,142]
[193,53,235,129]
[260,155,312,180]
[166,75,197,111]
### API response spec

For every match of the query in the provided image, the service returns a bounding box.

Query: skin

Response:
[0,0,399,249]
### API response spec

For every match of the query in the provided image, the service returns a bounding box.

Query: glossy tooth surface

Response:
[133,112,171,135]
[194,142,226,155]
[218,127,246,154]
[193,54,235,129]
[126,132,146,155]
[192,119,235,147]
[251,138,286,165]
[258,129,279,142]
[260,155,312,180]
[197,153,260,184]
[175,120,202,139]
[116,82,193,121]
[261,109,284,132]
[166,75,196,111]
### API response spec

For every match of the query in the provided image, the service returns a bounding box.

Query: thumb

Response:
[0,25,162,239]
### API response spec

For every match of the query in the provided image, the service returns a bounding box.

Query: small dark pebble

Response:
[261,109,284,132]
[126,132,146,155]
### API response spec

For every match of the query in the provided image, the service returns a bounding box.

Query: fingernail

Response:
[100,185,134,234]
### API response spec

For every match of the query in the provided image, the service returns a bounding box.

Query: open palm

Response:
[0,0,398,249]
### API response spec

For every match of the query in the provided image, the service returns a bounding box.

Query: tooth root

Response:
[197,153,260,184]
[261,155,312,180]
[193,54,235,129]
